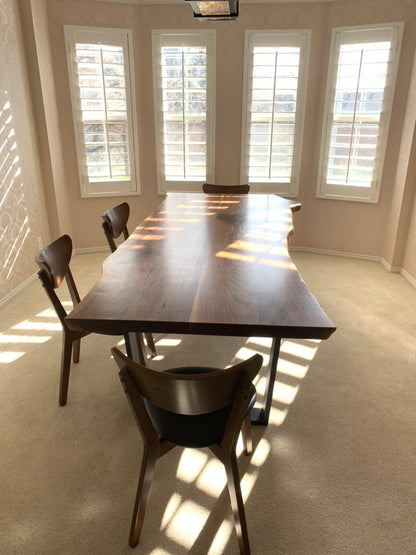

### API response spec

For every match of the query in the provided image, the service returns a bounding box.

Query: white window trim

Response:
[152,30,216,194]
[240,30,311,197]
[65,26,140,198]
[317,23,404,203]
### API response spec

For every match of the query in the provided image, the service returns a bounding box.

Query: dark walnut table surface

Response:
[66,192,336,342]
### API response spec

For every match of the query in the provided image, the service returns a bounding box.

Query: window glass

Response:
[241,31,310,196]
[317,24,403,202]
[153,31,215,193]
[65,27,139,197]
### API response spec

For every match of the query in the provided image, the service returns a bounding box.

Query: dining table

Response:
[66,192,336,424]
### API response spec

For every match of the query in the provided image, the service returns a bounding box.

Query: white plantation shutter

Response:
[65,27,139,197]
[241,31,310,196]
[152,31,215,193]
[317,24,403,203]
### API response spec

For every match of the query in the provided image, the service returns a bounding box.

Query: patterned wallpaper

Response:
[0,0,50,303]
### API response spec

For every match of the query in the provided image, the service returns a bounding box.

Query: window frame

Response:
[65,26,140,198]
[240,30,311,197]
[317,23,404,203]
[152,30,216,194]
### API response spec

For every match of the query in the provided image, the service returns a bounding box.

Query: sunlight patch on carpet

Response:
[251,438,271,466]
[165,500,209,549]
[273,381,299,404]
[196,458,226,496]
[177,449,209,483]
[0,351,24,362]
[207,520,233,554]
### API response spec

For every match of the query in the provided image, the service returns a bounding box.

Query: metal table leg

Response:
[251,337,281,425]
[125,332,147,366]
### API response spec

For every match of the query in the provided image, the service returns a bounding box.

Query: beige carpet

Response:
[1,251,415,554]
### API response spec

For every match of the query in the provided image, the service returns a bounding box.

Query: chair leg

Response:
[72,338,81,363]
[241,414,253,455]
[145,333,157,358]
[224,452,250,555]
[59,333,73,406]
[129,444,158,547]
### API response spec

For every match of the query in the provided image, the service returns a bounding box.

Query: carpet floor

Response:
[1,251,415,554]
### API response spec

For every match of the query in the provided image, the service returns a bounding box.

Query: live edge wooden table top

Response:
[67,192,336,423]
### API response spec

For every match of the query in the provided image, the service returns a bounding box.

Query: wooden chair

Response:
[102,202,156,358]
[101,201,130,252]
[203,183,250,194]
[112,346,264,554]
[35,235,140,406]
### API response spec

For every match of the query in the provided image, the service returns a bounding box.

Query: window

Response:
[65,26,139,198]
[152,31,215,193]
[317,23,403,203]
[241,31,310,196]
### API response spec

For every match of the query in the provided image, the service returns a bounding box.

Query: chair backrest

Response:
[112,347,263,448]
[113,347,262,414]
[203,183,250,194]
[102,202,130,252]
[35,234,80,324]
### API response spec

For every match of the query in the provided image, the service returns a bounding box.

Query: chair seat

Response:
[145,367,256,447]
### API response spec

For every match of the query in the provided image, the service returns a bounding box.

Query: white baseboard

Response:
[2,246,416,309]
[79,246,416,289]
[0,273,38,310]
[289,245,381,263]
[400,267,416,288]
[380,258,401,273]
[289,247,416,289]
[0,247,108,310]
[73,246,109,255]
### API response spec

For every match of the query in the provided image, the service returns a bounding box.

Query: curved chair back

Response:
[35,234,80,324]
[102,202,130,252]
[112,346,263,553]
[114,348,261,416]
[203,183,250,194]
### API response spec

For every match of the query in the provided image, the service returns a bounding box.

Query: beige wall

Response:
[403,188,416,280]
[0,0,50,301]
[401,115,416,279]
[46,0,416,256]
[1,0,416,303]
[383,43,416,275]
